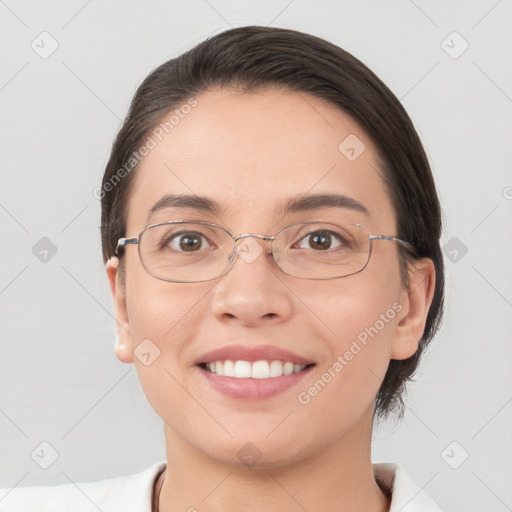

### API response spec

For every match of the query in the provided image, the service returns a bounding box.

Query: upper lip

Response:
[194,345,314,365]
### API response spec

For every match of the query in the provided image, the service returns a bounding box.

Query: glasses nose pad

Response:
[227,247,237,263]
[230,235,276,267]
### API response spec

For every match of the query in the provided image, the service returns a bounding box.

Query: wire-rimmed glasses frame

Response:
[114,219,415,283]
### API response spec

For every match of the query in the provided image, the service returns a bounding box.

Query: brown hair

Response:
[101,26,444,423]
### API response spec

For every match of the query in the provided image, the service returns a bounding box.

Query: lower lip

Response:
[198,366,314,400]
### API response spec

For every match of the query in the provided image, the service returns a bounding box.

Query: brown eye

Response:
[179,234,202,251]
[308,231,332,250]
[166,231,208,252]
[297,230,342,251]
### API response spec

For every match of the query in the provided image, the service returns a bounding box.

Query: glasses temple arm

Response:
[371,235,416,253]
[114,237,139,257]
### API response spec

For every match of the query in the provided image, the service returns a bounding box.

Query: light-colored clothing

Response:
[0,461,442,511]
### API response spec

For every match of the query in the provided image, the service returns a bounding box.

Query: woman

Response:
[1,26,444,511]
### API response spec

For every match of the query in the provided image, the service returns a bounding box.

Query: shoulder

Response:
[372,462,443,512]
[0,461,166,512]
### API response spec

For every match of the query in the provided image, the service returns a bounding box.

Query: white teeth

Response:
[234,360,252,378]
[283,362,294,375]
[205,360,307,378]
[223,359,235,377]
[269,360,283,377]
[251,360,269,379]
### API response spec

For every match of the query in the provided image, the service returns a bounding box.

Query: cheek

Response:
[318,288,398,385]
[328,282,401,352]
[124,252,209,343]
[300,253,402,351]
[294,265,403,406]
[124,274,212,422]
[123,262,210,375]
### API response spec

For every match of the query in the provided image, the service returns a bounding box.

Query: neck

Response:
[158,405,390,512]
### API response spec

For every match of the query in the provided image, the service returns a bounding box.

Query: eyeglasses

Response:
[115,220,414,283]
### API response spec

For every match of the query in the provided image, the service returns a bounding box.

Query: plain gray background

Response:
[1,1,511,511]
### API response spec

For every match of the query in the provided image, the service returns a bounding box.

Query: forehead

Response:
[125,87,395,233]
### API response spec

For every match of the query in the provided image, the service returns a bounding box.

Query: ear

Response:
[106,257,134,364]
[391,258,436,360]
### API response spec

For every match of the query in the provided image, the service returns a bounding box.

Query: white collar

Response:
[0,461,442,511]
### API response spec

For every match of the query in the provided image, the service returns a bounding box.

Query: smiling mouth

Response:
[199,360,315,379]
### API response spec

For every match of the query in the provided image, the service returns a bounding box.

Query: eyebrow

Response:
[146,192,368,223]
[277,193,369,216]
[146,194,220,222]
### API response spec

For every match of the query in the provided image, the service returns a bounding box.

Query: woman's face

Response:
[107,87,430,468]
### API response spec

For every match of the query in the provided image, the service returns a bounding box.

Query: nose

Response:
[210,236,294,327]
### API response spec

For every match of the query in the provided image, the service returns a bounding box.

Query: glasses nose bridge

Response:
[232,232,276,257]
[234,232,275,244]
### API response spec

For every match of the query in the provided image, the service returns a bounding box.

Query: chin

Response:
[191,431,323,472]
[211,446,303,471]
